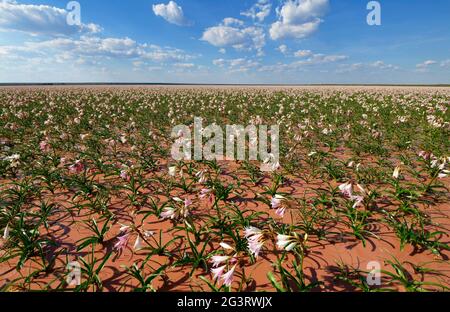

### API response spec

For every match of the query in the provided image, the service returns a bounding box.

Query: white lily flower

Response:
[392,166,401,179]
[211,255,230,268]
[160,207,176,219]
[339,182,353,198]
[277,234,295,250]
[222,264,237,287]
[276,233,307,252]
[211,265,226,280]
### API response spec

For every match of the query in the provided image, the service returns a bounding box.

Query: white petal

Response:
[133,235,143,250]
[285,242,297,251]
[168,166,176,176]
[3,225,9,240]
[220,242,234,250]
[119,224,130,232]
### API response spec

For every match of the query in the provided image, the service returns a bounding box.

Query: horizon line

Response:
[1,83,450,87]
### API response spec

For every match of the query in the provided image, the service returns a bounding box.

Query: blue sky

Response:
[0,0,449,83]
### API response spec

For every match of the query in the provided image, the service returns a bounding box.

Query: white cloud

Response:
[294,53,348,66]
[277,46,314,58]
[212,50,347,74]
[222,17,244,27]
[423,60,437,66]
[152,1,188,26]
[132,63,163,72]
[212,59,226,67]
[142,45,197,62]
[277,44,288,54]
[270,17,322,40]
[169,62,201,74]
[259,51,347,73]
[0,1,101,36]
[173,62,194,68]
[336,61,400,74]
[335,63,363,74]
[371,60,399,70]
[213,58,260,73]
[172,62,196,72]
[241,0,272,22]
[202,26,244,46]
[201,18,265,55]
[2,35,197,65]
[277,0,329,24]
[294,49,312,57]
[270,0,329,40]
[416,60,437,71]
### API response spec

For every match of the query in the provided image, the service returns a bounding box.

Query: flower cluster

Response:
[210,242,238,287]
[160,197,193,221]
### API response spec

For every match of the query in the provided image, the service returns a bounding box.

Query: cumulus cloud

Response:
[277,44,288,54]
[240,0,272,22]
[416,60,437,71]
[294,49,312,57]
[222,17,244,27]
[270,0,329,40]
[201,18,265,55]
[270,19,321,40]
[0,0,101,36]
[371,60,399,70]
[2,35,197,66]
[152,1,189,26]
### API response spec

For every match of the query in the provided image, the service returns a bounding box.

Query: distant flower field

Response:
[0,86,449,292]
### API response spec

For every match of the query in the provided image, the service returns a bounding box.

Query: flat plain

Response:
[0,86,449,292]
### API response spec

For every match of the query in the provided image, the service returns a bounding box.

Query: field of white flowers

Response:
[0,86,449,292]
